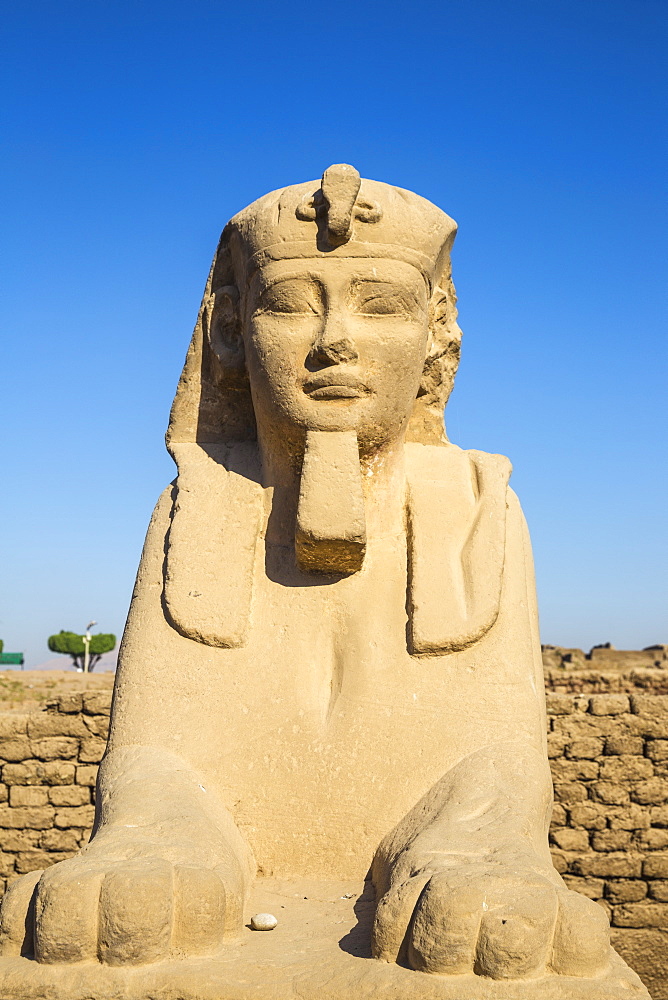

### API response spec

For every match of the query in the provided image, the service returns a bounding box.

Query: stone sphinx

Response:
[0,165,650,1000]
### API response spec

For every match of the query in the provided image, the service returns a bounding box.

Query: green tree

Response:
[47,631,116,672]
[0,640,3,654]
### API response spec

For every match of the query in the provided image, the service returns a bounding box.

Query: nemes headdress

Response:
[163,165,510,657]
[167,164,462,449]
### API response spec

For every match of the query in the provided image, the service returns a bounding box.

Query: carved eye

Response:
[257,280,322,316]
[350,281,419,317]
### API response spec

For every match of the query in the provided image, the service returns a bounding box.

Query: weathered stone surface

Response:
[0,166,652,999]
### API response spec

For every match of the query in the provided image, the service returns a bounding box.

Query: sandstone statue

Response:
[0,165,650,1000]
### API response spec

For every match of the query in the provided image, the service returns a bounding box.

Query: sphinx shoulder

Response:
[404,442,515,656]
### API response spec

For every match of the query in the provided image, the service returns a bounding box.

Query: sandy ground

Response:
[0,670,115,712]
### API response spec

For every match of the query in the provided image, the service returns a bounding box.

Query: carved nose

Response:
[309,337,359,366]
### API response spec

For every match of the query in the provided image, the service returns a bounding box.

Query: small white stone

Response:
[250,912,278,931]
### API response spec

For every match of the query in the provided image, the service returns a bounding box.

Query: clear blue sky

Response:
[1,0,666,667]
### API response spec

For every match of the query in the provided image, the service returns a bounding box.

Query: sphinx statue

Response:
[0,165,649,1000]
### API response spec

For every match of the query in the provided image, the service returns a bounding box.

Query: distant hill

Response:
[22,652,117,673]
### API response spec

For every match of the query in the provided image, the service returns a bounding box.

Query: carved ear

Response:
[205,285,245,371]
[418,283,461,407]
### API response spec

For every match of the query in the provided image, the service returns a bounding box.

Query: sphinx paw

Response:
[0,852,234,965]
[373,866,611,979]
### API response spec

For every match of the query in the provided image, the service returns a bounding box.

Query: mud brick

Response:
[0,738,33,762]
[546,694,581,716]
[550,850,568,874]
[562,876,604,899]
[30,737,79,762]
[14,850,66,874]
[591,782,630,805]
[3,762,75,786]
[0,717,29,739]
[547,734,568,759]
[650,805,668,827]
[571,853,643,878]
[0,805,54,829]
[643,855,668,878]
[553,782,588,804]
[635,828,668,851]
[648,882,668,902]
[54,694,83,714]
[589,695,630,716]
[39,827,81,852]
[592,830,632,852]
[550,759,599,782]
[569,803,608,830]
[0,852,16,877]
[27,715,89,739]
[566,738,604,760]
[608,805,650,831]
[9,786,49,807]
[631,695,668,718]
[75,765,98,787]
[78,738,105,764]
[550,803,567,827]
[605,736,644,756]
[54,805,96,829]
[82,692,112,716]
[551,828,590,852]
[632,778,668,805]
[605,880,648,903]
[612,902,668,928]
[84,715,110,739]
[646,741,668,762]
[48,786,90,807]
[599,756,654,783]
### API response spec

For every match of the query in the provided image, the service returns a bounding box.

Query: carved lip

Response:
[303,371,370,400]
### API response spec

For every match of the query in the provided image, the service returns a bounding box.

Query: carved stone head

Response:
[167,164,462,454]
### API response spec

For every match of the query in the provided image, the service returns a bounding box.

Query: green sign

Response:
[0,653,24,666]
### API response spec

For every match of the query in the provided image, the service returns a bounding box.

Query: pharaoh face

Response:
[242,257,430,454]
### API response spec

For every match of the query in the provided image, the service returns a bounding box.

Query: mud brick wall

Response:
[0,691,109,893]
[0,689,666,996]
[548,692,668,998]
